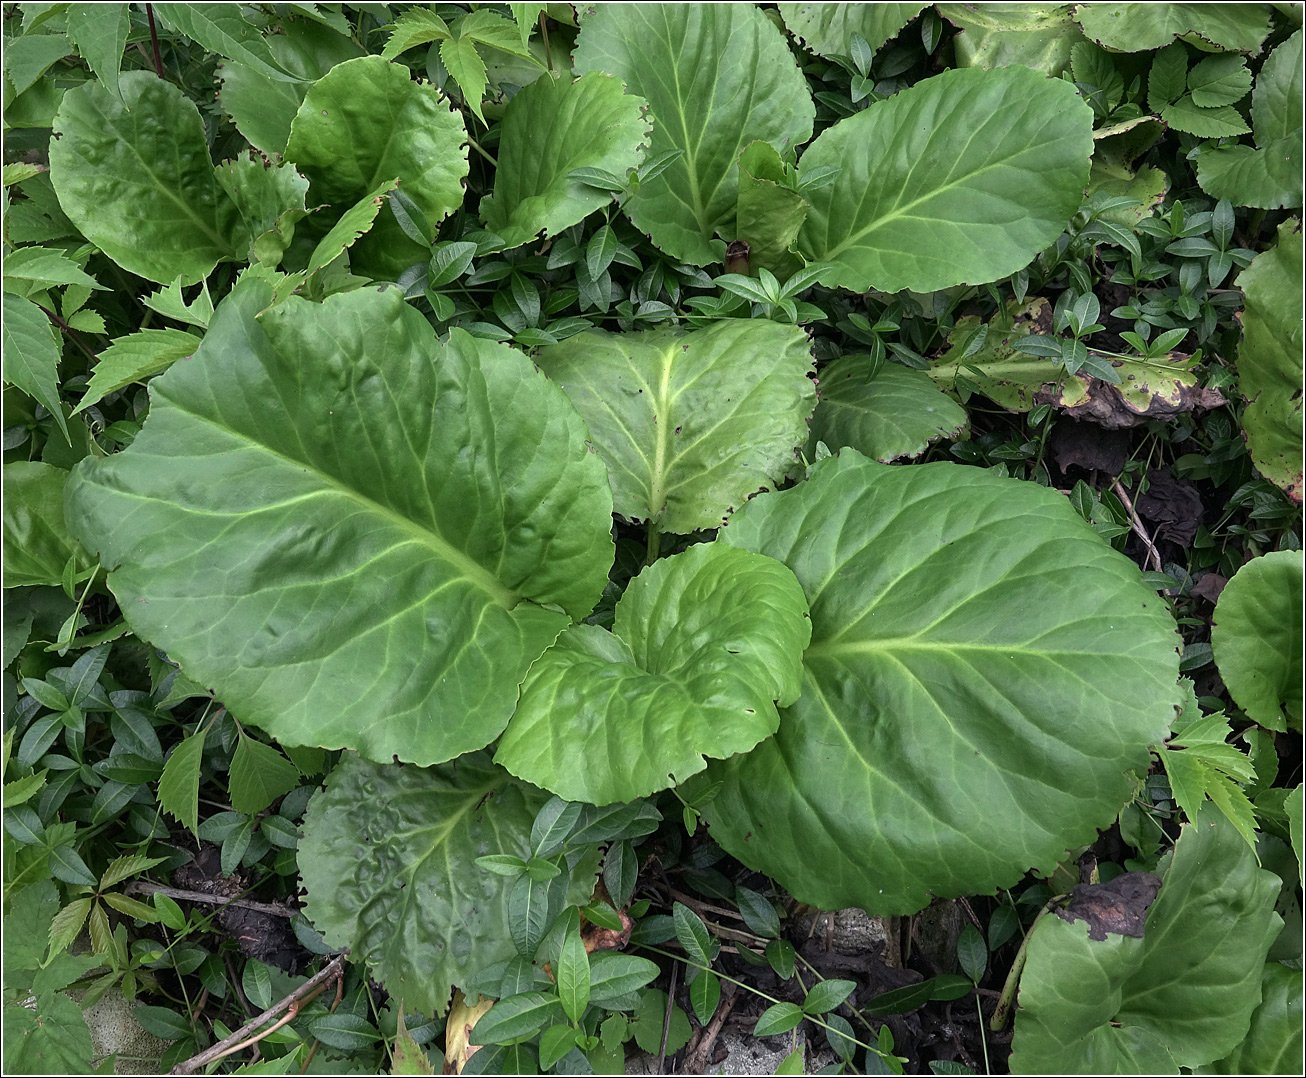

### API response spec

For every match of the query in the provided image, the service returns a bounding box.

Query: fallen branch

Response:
[1112,479,1163,573]
[168,953,348,1075]
[125,881,298,919]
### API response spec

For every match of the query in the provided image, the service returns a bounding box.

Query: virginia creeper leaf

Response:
[3,293,71,445]
[64,4,130,104]
[66,284,613,766]
[73,328,203,415]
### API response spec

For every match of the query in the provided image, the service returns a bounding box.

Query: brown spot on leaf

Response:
[1056,871,1163,940]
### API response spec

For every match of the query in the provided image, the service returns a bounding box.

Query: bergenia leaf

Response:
[535,320,815,532]
[778,3,928,61]
[705,450,1180,914]
[1073,3,1272,54]
[495,543,811,803]
[573,3,814,266]
[796,65,1093,292]
[2,462,92,587]
[66,283,614,766]
[481,73,649,251]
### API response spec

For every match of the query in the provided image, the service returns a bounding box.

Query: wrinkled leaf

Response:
[481,72,649,250]
[810,358,969,462]
[1010,804,1283,1073]
[50,73,241,284]
[2,991,95,1073]
[497,543,809,803]
[67,284,613,766]
[706,450,1180,913]
[1073,3,1272,54]
[536,320,814,532]
[300,753,547,1018]
[938,3,1081,76]
[735,141,808,279]
[779,3,928,60]
[1212,550,1303,731]
[796,66,1093,292]
[1236,220,1303,500]
[573,3,814,266]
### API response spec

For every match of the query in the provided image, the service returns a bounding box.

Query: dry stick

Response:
[125,881,298,919]
[682,984,739,1074]
[169,954,348,1075]
[145,4,165,78]
[1111,478,1163,572]
[668,888,746,923]
[655,960,679,1075]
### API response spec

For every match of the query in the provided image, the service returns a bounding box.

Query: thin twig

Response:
[667,889,746,923]
[298,965,345,1074]
[1111,478,1163,572]
[125,881,298,919]
[656,960,679,1075]
[145,5,165,78]
[682,984,739,1073]
[34,302,99,366]
[168,954,347,1075]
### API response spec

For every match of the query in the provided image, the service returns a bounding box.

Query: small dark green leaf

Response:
[689,969,720,1025]
[308,1012,381,1051]
[558,926,590,1023]
[134,1004,193,1041]
[766,938,795,980]
[802,978,855,1015]
[469,991,565,1045]
[672,902,711,966]
[957,924,987,984]
[587,953,659,1002]
[48,843,98,887]
[735,886,781,939]
[753,1002,804,1038]
[476,854,528,878]
[531,797,582,857]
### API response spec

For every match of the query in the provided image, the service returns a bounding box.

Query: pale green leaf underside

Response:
[706,451,1180,914]
[50,73,241,284]
[1010,805,1283,1073]
[66,284,614,766]
[797,65,1094,293]
[573,3,814,266]
[300,753,547,1018]
[481,71,650,250]
[1236,221,1303,500]
[1073,3,1272,54]
[810,359,969,462]
[778,3,928,59]
[496,544,811,803]
[1212,550,1303,731]
[536,320,815,533]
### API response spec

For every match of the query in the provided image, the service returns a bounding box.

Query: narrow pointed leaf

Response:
[797,65,1093,292]
[157,730,207,836]
[536,320,814,532]
[573,4,814,266]
[2,294,71,445]
[557,927,590,1023]
[481,72,649,250]
[67,285,613,765]
[708,451,1180,913]
[65,4,130,103]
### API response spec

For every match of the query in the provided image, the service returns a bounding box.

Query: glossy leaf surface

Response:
[809,359,969,462]
[1010,805,1283,1073]
[536,320,815,532]
[1236,221,1303,500]
[573,3,814,266]
[707,451,1179,913]
[481,72,649,250]
[1212,551,1303,732]
[797,66,1092,293]
[496,544,811,803]
[299,753,547,1018]
[66,284,613,765]
[50,73,240,284]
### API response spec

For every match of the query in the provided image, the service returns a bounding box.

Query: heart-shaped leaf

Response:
[496,543,810,803]
[796,65,1093,293]
[536,320,815,532]
[66,283,613,766]
[706,450,1180,913]
[573,3,814,266]
[481,72,650,250]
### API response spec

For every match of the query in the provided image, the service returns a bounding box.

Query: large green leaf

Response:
[1236,220,1303,500]
[796,66,1093,292]
[736,141,808,279]
[573,3,814,266]
[1211,551,1303,732]
[218,20,365,157]
[299,753,547,1018]
[480,72,649,250]
[1009,804,1283,1073]
[938,3,1082,76]
[496,543,811,803]
[536,321,814,533]
[1073,3,1273,54]
[1196,30,1303,209]
[704,450,1179,913]
[214,154,311,267]
[1206,963,1303,1074]
[154,4,300,81]
[49,73,241,284]
[284,55,467,278]
[66,284,614,766]
[809,358,969,462]
[778,3,928,60]
[2,462,90,587]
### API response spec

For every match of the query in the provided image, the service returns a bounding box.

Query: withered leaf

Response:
[1055,871,1163,941]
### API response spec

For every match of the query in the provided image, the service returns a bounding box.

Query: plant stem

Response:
[976,994,991,1074]
[989,903,1054,1031]
[34,302,99,367]
[646,520,661,565]
[655,960,678,1074]
[145,5,165,78]
[467,136,498,168]
[124,881,297,919]
[539,12,553,74]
